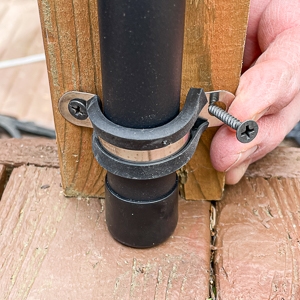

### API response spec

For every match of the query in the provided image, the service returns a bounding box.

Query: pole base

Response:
[105,176,178,248]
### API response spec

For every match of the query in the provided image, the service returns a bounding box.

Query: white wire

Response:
[0,53,46,69]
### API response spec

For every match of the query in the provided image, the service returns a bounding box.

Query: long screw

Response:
[208,92,258,143]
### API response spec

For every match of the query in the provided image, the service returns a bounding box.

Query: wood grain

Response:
[0,165,211,299]
[215,176,300,299]
[38,0,249,199]
[214,148,300,299]
[246,146,300,179]
[0,138,59,168]
[182,0,250,200]
[37,0,104,197]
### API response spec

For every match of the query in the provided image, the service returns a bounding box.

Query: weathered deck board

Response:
[246,146,300,179]
[0,165,211,299]
[0,138,59,168]
[0,140,299,298]
[214,147,300,299]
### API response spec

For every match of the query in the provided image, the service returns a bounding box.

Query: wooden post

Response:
[38,0,250,199]
[181,0,250,200]
[37,0,104,197]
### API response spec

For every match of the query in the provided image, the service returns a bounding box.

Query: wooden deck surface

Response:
[0,0,54,130]
[0,162,211,299]
[0,139,299,298]
[215,149,300,299]
[1,0,300,298]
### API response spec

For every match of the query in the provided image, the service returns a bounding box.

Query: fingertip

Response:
[225,159,252,185]
[210,125,258,172]
[210,126,239,171]
[231,59,297,122]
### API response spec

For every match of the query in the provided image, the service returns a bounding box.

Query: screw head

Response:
[68,99,88,120]
[236,120,259,143]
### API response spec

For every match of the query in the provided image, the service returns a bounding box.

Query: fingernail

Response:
[225,145,258,172]
[225,159,252,185]
[252,107,270,121]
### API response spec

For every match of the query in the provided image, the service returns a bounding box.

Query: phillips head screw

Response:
[68,99,88,120]
[208,92,258,143]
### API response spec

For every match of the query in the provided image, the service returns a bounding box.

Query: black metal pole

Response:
[97,0,186,247]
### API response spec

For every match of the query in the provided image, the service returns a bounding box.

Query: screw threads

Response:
[209,92,219,105]
[207,91,259,143]
[208,105,241,130]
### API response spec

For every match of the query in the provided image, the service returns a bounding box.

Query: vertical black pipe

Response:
[97,0,186,247]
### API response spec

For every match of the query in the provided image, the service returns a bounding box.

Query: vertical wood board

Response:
[38,0,105,197]
[38,0,249,199]
[181,0,250,200]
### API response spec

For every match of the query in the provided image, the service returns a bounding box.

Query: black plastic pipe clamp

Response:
[58,88,208,248]
[87,88,209,180]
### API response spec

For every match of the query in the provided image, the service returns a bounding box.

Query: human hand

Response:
[210,0,300,184]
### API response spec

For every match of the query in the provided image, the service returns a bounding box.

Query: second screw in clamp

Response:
[208,92,259,143]
[68,99,89,120]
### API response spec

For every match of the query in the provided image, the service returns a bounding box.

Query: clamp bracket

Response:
[59,88,210,180]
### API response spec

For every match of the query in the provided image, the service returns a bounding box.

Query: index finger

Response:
[230,27,300,122]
